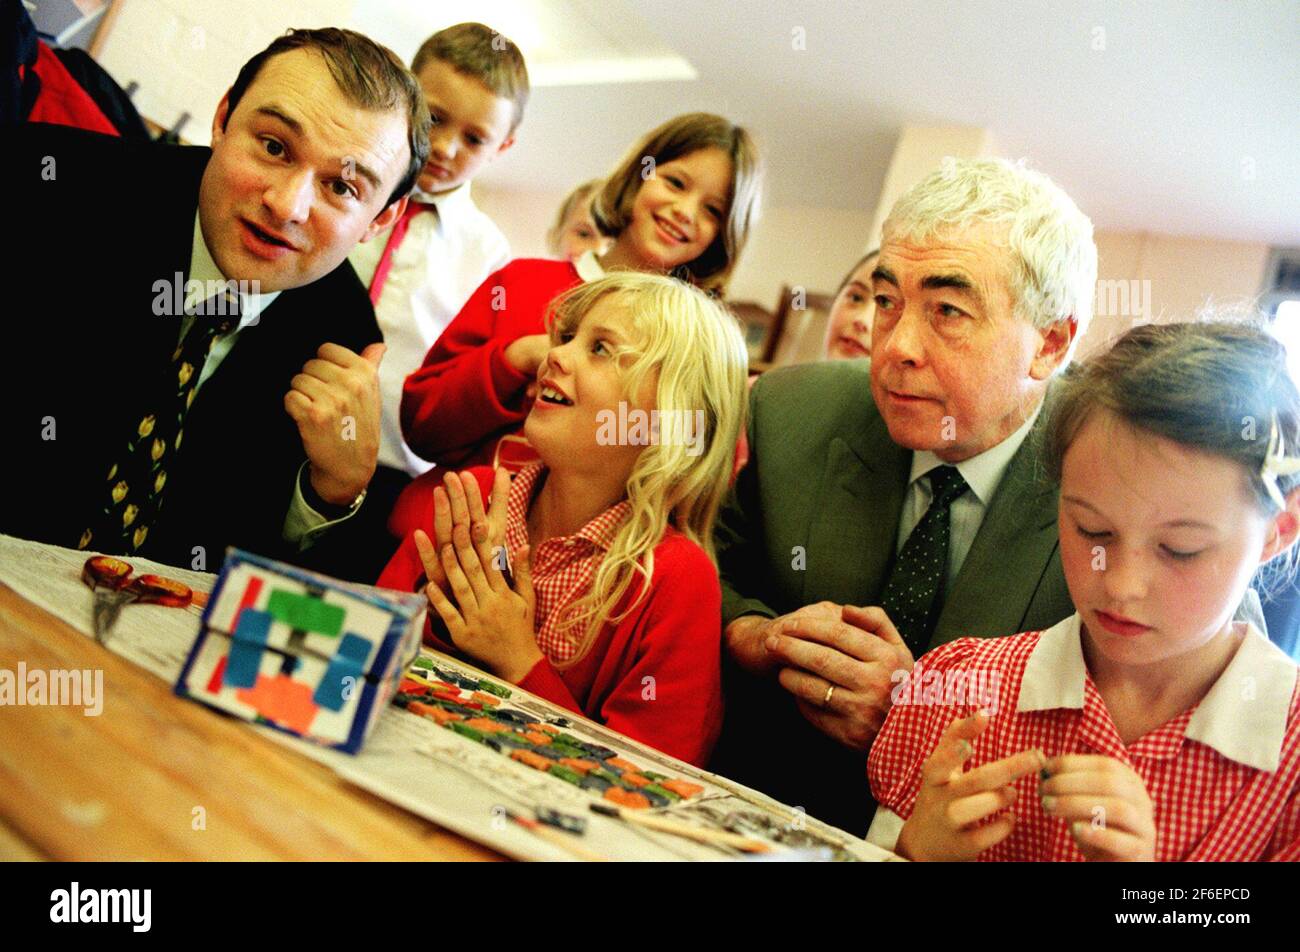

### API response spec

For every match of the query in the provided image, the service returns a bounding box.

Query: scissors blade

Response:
[92,589,131,643]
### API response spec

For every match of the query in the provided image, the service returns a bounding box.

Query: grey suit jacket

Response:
[711,359,1072,834]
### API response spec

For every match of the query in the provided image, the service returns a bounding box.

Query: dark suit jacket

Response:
[2,123,381,570]
[712,359,1072,835]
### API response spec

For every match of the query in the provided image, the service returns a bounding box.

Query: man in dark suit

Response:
[712,159,1098,835]
[3,28,431,571]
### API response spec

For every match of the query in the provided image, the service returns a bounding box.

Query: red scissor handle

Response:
[82,556,134,590]
[82,557,194,608]
[127,574,193,608]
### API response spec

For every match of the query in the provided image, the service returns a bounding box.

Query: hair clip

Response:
[1261,414,1300,510]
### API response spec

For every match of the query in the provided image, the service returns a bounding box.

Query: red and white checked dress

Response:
[867,613,1300,861]
[503,463,631,665]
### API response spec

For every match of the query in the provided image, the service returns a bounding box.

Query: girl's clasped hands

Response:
[412,468,542,683]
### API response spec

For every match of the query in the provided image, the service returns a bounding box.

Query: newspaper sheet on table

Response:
[0,535,900,861]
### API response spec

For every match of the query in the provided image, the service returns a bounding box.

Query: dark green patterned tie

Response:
[77,293,238,554]
[880,465,970,657]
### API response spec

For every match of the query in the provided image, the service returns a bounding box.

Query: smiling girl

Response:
[867,320,1300,861]
[390,113,761,493]
[378,273,748,765]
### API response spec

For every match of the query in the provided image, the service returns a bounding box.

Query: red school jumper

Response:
[376,465,725,767]
[400,257,583,470]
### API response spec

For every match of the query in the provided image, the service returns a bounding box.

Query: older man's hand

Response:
[726,603,914,751]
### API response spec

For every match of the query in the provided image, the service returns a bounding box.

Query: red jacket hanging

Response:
[22,41,119,136]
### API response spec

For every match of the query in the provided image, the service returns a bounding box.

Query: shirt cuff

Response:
[282,461,360,551]
[865,806,906,855]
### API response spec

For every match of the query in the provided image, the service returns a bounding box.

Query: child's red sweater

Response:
[376,466,724,767]
[400,258,583,471]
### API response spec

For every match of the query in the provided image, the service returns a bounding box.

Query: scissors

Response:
[81,556,200,643]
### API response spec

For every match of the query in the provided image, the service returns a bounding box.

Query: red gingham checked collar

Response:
[502,463,632,662]
[503,463,630,553]
[1019,613,1298,771]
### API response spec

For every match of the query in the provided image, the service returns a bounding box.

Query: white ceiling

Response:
[441,0,1300,244]
[350,0,697,85]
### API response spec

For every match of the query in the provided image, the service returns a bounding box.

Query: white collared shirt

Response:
[896,401,1043,589]
[1019,613,1297,772]
[184,213,280,389]
[572,248,606,282]
[348,182,510,475]
[867,612,1300,858]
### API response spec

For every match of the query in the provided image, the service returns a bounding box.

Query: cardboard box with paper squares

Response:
[176,549,425,753]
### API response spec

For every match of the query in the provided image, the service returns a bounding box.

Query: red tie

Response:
[368,200,435,305]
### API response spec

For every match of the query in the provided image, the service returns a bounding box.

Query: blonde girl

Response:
[379,272,749,766]
[546,178,609,260]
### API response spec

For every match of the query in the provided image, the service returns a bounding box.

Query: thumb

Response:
[412,529,441,586]
[360,342,387,367]
[513,544,534,607]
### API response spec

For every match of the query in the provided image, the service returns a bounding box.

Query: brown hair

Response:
[837,248,880,295]
[591,113,763,295]
[223,28,430,209]
[1044,319,1300,517]
[411,22,530,134]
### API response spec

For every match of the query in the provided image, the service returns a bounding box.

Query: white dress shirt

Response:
[895,402,1043,589]
[348,182,510,475]
[183,213,353,550]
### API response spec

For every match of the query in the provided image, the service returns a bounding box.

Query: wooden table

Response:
[0,582,502,861]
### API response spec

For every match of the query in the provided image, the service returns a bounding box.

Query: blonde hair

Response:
[884,157,1098,366]
[541,272,749,666]
[591,112,763,295]
[546,179,603,256]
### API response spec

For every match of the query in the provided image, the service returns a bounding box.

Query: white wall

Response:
[94,1,1274,334]
[472,185,568,261]
[1078,231,1272,358]
[725,204,877,306]
[96,0,353,141]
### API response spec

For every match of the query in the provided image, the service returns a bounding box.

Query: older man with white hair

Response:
[711,158,1098,835]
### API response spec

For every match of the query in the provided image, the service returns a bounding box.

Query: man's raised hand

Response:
[286,341,385,506]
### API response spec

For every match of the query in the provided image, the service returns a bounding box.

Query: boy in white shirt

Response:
[328,23,527,580]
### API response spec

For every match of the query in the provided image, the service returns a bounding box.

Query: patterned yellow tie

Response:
[78,292,238,554]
